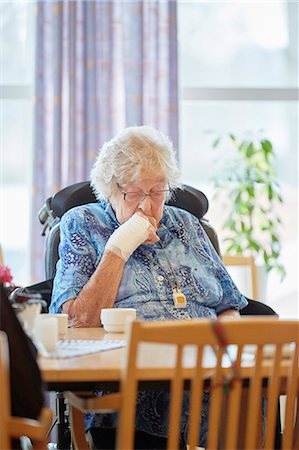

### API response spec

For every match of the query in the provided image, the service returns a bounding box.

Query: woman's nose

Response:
[138,195,152,214]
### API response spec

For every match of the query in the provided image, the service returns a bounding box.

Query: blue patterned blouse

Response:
[51,199,247,317]
[50,199,247,445]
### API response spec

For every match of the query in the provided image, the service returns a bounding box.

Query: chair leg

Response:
[291,395,299,450]
[56,392,71,450]
[69,406,90,450]
[274,399,283,450]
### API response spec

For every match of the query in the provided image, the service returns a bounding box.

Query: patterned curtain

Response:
[31,0,178,282]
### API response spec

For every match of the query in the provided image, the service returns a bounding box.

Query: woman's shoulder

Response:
[62,202,105,221]
[60,203,113,234]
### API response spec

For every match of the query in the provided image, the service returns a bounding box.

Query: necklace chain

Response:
[158,241,187,309]
[158,242,181,291]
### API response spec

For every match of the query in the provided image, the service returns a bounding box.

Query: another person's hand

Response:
[106,211,159,261]
[218,309,240,319]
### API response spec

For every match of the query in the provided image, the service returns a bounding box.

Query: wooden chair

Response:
[222,255,258,300]
[66,318,299,450]
[0,331,52,450]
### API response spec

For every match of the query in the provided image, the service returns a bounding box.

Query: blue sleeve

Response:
[195,220,248,313]
[49,208,102,313]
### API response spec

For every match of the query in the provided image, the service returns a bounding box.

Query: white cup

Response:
[100,308,136,333]
[37,313,68,338]
[34,316,59,353]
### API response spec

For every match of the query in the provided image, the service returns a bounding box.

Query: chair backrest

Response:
[39,181,221,279]
[117,318,299,450]
[0,331,52,450]
[222,255,258,300]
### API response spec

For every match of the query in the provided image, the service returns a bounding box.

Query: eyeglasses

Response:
[119,186,170,204]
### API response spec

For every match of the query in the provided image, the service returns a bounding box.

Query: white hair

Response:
[90,125,181,201]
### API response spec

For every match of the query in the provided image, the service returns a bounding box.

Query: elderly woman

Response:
[50,125,248,448]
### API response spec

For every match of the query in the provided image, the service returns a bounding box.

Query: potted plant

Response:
[210,131,285,280]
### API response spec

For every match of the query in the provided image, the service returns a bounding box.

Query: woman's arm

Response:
[62,249,125,327]
[61,210,158,327]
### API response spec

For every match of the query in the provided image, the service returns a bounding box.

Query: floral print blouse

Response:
[50,199,247,318]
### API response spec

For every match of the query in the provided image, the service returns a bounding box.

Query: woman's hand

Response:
[105,211,159,261]
[136,210,160,245]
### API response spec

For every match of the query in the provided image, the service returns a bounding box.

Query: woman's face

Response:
[110,175,169,225]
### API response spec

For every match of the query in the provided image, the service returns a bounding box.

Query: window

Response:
[178,0,298,318]
[1,1,298,319]
[0,2,35,285]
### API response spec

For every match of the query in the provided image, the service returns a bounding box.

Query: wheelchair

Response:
[28,181,280,449]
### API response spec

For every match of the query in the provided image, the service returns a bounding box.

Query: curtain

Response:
[31,0,178,282]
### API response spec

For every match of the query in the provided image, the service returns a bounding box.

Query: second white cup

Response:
[100,308,136,333]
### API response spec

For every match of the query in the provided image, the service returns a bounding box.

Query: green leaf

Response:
[212,137,221,148]
[224,218,236,230]
[225,243,237,254]
[248,241,260,252]
[263,250,269,263]
[261,139,273,156]
[246,143,255,158]
[247,186,254,198]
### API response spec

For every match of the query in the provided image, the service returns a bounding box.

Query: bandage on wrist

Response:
[106,214,149,261]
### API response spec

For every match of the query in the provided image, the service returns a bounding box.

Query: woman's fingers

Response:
[145,226,160,244]
[136,210,157,228]
[135,210,159,244]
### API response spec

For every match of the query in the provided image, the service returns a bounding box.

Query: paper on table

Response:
[40,339,126,359]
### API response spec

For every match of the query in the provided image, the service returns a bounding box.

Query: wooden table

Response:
[40,328,124,389]
[39,327,293,391]
[40,327,212,390]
